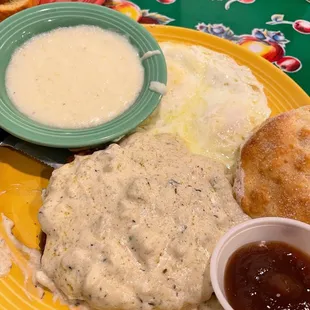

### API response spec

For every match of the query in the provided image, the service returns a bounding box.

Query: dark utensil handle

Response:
[0,128,9,141]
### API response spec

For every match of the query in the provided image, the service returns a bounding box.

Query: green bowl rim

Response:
[0,2,167,148]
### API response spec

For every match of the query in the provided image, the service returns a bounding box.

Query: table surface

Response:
[101,0,310,95]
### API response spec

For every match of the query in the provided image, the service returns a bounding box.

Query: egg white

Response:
[142,42,270,168]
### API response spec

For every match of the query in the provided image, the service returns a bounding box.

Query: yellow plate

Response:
[149,25,310,116]
[0,25,309,310]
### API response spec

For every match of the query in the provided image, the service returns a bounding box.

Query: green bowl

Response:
[0,3,167,148]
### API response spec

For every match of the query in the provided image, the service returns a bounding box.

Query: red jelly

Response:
[224,241,310,310]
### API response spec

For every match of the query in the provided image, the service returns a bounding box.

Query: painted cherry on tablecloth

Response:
[225,0,255,10]
[156,0,176,4]
[293,20,310,34]
[267,15,310,35]
[276,56,302,73]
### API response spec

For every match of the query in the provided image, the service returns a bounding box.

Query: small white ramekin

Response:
[210,217,310,310]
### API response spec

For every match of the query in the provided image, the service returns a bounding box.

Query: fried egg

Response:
[142,42,270,168]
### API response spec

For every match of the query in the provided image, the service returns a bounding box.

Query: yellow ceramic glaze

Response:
[0,25,309,310]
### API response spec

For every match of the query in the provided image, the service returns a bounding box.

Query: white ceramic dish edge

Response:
[210,217,310,310]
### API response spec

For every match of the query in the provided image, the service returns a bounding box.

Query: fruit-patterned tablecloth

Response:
[100,0,310,95]
[4,0,309,94]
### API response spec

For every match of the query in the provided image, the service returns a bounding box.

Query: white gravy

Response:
[38,133,248,310]
[5,26,144,129]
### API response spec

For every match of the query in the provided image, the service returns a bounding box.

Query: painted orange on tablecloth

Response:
[111,1,141,21]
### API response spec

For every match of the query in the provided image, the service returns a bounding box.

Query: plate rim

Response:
[144,24,310,106]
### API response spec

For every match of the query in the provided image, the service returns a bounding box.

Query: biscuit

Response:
[234,106,310,223]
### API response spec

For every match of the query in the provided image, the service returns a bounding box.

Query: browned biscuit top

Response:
[234,105,310,223]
